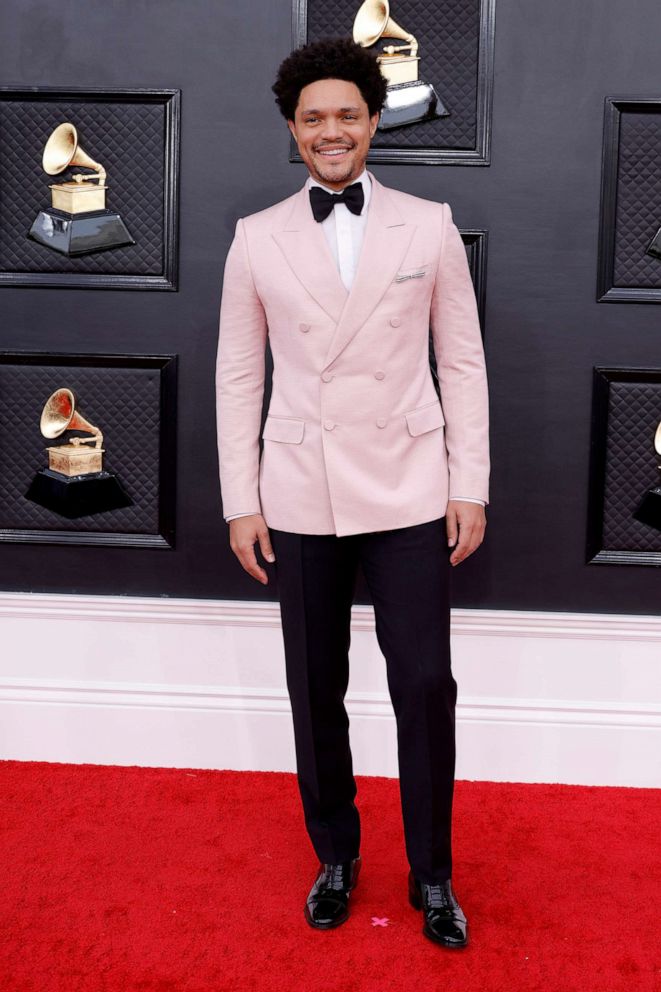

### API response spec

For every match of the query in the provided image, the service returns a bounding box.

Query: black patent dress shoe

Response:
[408,870,468,948]
[304,856,361,929]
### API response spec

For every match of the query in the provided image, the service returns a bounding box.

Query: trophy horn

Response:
[40,388,103,449]
[353,0,418,56]
[42,122,106,184]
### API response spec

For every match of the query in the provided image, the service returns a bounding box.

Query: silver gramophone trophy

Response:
[353,0,449,130]
[25,387,132,518]
[28,122,136,256]
[632,419,661,531]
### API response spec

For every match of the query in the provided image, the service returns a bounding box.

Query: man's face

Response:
[287,78,379,190]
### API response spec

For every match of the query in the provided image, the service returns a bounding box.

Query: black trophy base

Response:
[633,486,661,531]
[25,468,133,519]
[378,81,450,131]
[646,227,661,260]
[27,207,136,257]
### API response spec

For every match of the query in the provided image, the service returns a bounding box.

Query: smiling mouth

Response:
[315,146,352,157]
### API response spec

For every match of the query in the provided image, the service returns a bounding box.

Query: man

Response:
[215,37,489,948]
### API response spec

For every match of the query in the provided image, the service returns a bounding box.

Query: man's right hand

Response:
[228,514,275,585]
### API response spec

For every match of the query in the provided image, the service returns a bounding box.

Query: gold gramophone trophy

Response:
[27,122,135,256]
[633,419,661,531]
[25,388,132,518]
[353,0,449,130]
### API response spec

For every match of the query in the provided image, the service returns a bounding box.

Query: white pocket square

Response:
[395,267,428,282]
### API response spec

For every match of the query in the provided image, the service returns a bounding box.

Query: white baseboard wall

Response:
[0,592,659,788]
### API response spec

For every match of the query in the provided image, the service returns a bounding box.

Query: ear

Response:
[369,111,379,137]
[287,118,298,143]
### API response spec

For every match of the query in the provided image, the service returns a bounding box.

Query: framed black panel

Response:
[0,87,180,290]
[0,352,177,549]
[597,96,661,303]
[587,367,661,566]
[290,0,495,165]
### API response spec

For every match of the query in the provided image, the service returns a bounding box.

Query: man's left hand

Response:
[446,500,487,566]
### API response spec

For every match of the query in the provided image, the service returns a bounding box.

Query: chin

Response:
[320,168,353,183]
[313,160,357,184]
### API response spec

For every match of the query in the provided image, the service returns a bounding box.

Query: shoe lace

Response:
[324,863,346,890]
[426,882,451,909]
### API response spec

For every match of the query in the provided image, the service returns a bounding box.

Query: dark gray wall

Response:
[0,0,659,613]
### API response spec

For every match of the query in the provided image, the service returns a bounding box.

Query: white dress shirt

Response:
[308,168,372,291]
[224,169,484,520]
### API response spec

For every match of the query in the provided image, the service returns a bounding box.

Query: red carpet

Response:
[1,761,659,992]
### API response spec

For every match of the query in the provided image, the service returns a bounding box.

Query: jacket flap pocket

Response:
[262,415,305,443]
[405,402,445,437]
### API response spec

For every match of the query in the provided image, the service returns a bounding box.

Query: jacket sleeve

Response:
[429,202,490,505]
[215,217,268,519]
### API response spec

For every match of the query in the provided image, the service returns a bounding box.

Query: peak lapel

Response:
[272,185,348,323]
[321,173,416,371]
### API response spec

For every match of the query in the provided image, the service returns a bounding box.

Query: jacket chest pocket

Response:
[394,261,431,283]
[262,415,305,443]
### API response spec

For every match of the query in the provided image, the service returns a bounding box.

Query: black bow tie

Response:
[309,182,365,222]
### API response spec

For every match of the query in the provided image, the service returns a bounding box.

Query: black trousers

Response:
[268,516,457,885]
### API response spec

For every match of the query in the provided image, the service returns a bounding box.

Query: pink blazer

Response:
[215,170,490,537]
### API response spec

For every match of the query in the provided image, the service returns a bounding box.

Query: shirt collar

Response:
[305,168,371,212]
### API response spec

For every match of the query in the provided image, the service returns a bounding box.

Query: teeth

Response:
[318,149,349,155]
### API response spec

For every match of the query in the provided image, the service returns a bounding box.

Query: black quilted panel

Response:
[613,110,661,288]
[0,96,165,275]
[305,0,479,149]
[601,381,661,551]
[0,364,161,532]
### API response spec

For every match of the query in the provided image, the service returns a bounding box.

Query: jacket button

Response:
[374,370,385,380]
[299,322,311,333]
[323,420,335,430]
[389,316,401,327]
[321,371,334,382]
[376,417,387,428]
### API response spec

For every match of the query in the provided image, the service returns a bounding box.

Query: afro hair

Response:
[272,36,387,121]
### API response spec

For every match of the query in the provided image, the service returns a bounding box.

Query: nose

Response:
[319,120,347,145]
